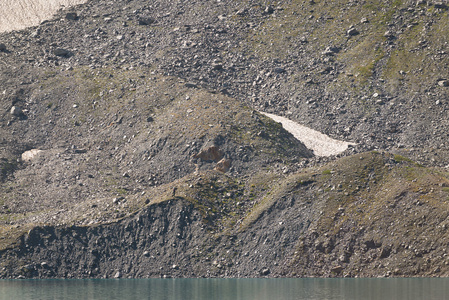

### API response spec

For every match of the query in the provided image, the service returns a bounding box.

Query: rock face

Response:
[0,0,87,33]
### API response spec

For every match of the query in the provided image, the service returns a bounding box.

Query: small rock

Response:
[264,5,274,14]
[438,80,449,87]
[260,268,270,276]
[113,197,124,204]
[347,27,359,36]
[65,12,78,20]
[434,2,447,9]
[384,31,394,39]
[274,67,286,73]
[138,17,155,25]
[360,17,369,23]
[379,246,391,259]
[215,158,232,172]
[53,48,71,57]
[143,251,150,257]
[172,264,179,270]
[0,43,6,51]
[331,266,344,273]
[322,46,340,56]
[236,8,248,16]
[10,106,22,116]
[212,62,223,70]
[184,82,197,88]
[114,271,121,278]
[193,145,224,162]
[22,149,42,161]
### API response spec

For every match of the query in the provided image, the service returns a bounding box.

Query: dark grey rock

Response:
[53,48,72,57]
[260,268,270,276]
[347,27,359,36]
[184,82,197,88]
[264,6,274,15]
[10,106,22,116]
[274,67,286,74]
[138,17,155,25]
[65,12,78,20]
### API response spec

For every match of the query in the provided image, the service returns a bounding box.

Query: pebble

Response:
[0,43,6,51]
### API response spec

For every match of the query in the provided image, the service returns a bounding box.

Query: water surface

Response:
[1,278,448,300]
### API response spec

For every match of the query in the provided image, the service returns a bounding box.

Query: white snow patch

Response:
[261,112,356,157]
[0,0,87,33]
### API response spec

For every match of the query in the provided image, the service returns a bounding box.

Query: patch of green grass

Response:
[394,154,417,165]
[322,169,332,175]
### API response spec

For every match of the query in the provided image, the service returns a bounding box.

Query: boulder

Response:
[215,158,231,172]
[53,48,72,57]
[138,17,155,25]
[192,145,223,162]
[21,149,42,162]
[10,106,22,116]
[65,12,78,20]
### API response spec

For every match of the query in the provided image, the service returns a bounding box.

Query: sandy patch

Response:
[261,112,356,157]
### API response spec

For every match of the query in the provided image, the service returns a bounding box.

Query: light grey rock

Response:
[438,80,449,87]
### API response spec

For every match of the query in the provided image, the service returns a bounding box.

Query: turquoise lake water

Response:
[1,278,448,300]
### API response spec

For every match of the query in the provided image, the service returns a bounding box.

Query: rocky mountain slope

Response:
[1,0,449,278]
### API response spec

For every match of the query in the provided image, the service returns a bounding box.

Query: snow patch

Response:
[0,0,87,33]
[261,112,356,157]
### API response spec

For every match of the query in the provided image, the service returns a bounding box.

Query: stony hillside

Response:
[1,0,449,278]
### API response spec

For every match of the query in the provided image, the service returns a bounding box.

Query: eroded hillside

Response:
[1,0,449,278]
